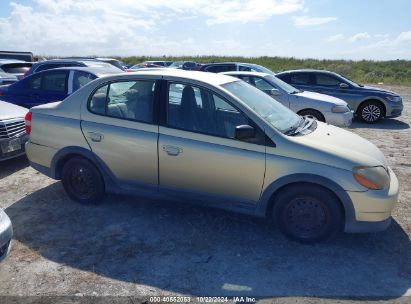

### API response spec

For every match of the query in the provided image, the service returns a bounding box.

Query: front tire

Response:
[358,101,384,123]
[272,184,343,243]
[61,157,106,204]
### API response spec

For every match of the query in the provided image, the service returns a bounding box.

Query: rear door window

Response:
[72,71,96,91]
[42,71,68,92]
[205,65,236,73]
[289,73,311,85]
[89,80,156,123]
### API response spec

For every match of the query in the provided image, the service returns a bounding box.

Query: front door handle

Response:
[87,132,103,142]
[162,145,182,156]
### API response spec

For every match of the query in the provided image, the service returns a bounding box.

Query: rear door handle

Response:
[87,132,103,142]
[162,145,182,156]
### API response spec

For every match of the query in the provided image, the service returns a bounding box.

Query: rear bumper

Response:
[344,167,399,233]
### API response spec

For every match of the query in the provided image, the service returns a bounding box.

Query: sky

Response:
[0,0,410,60]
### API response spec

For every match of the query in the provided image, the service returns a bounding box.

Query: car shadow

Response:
[6,182,411,299]
[0,155,29,179]
[349,118,410,130]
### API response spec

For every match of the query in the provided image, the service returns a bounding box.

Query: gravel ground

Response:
[0,85,410,303]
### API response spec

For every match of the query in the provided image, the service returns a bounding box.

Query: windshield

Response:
[265,75,300,94]
[251,64,275,74]
[338,74,361,87]
[222,80,301,134]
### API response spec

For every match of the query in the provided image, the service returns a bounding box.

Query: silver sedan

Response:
[0,208,12,262]
[223,71,353,127]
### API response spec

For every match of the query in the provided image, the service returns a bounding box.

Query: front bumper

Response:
[324,110,353,127]
[344,167,399,233]
[385,102,403,118]
[0,210,13,263]
[0,134,28,161]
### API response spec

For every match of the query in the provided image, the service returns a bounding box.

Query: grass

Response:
[117,56,411,86]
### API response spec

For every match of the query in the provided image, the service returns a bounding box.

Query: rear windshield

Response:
[1,63,32,74]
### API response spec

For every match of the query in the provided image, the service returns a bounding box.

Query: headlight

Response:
[352,166,390,190]
[332,105,350,113]
[385,95,401,102]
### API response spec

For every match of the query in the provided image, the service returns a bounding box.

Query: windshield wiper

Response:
[285,116,314,136]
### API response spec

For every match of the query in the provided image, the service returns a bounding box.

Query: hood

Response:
[362,85,397,95]
[290,122,388,169]
[296,91,347,106]
[0,100,28,120]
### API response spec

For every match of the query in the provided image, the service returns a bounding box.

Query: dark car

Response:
[0,66,120,108]
[0,59,33,80]
[25,59,123,77]
[276,69,404,123]
[199,62,275,74]
[168,61,199,70]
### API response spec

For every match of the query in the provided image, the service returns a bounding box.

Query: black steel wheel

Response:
[273,184,343,243]
[358,101,384,123]
[61,157,105,204]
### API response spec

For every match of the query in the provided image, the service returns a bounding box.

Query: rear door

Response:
[158,81,266,204]
[81,79,159,188]
[287,72,315,92]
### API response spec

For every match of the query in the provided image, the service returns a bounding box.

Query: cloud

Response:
[374,33,389,38]
[292,16,337,27]
[348,32,371,43]
[328,34,344,42]
[0,0,304,56]
[396,30,411,42]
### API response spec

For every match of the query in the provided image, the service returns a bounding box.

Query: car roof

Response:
[222,71,271,77]
[0,59,27,64]
[99,69,238,86]
[277,69,335,75]
[39,66,122,77]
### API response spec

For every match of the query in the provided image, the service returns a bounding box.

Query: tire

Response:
[298,109,325,122]
[272,184,343,243]
[358,101,384,123]
[61,157,106,204]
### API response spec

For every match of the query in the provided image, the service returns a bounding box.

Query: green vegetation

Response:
[118,56,411,86]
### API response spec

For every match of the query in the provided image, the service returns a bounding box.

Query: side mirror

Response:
[339,83,349,89]
[235,125,255,140]
[269,88,281,96]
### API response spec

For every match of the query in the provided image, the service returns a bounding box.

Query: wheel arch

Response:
[297,108,325,121]
[51,146,117,191]
[257,174,355,226]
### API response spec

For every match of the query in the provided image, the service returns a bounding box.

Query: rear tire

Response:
[358,101,384,123]
[272,184,343,243]
[61,157,105,204]
[298,109,325,122]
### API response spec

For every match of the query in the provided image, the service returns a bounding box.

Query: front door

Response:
[158,81,266,204]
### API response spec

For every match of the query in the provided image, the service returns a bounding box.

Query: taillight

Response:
[0,91,3,96]
[25,112,32,135]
